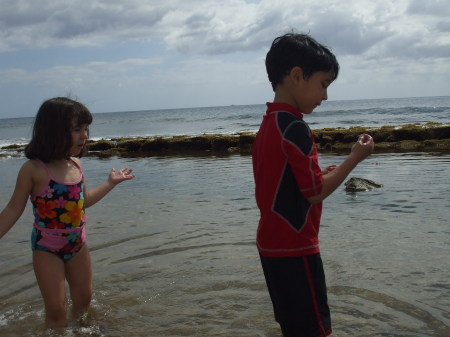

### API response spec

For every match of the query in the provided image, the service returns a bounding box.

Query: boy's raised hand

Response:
[350,134,374,162]
[108,168,135,185]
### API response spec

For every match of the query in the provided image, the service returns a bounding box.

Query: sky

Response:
[1,0,449,118]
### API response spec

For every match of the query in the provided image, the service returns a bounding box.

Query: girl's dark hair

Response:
[25,97,93,162]
[265,33,340,91]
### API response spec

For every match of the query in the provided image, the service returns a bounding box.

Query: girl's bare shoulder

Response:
[22,159,43,170]
[70,156,82,166]
[20,159,36,172]
[21,159,47,181]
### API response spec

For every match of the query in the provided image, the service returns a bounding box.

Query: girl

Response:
[0,97,135,327]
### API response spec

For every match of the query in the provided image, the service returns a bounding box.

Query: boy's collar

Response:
[266,102,303,119]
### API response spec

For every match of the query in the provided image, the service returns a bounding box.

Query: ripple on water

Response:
[329,286,450,337]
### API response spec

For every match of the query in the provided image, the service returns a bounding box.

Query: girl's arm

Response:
[84,167,134,208]
[0,162,34,239]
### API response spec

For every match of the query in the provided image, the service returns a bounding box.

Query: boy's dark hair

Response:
[25,97,93,162]
[265,33,339,91]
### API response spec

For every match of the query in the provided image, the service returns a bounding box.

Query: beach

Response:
[0,97,449,336]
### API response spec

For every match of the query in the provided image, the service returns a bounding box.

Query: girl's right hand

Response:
[350,134,374,162]
[108,168,135,185]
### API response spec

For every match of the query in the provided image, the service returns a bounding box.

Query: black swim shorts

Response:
[259,253,332,337]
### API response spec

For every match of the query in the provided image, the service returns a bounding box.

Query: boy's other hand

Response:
[350,134,374,162]
[321,165,337,175]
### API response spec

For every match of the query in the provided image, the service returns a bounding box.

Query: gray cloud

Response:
[407,0,450,17]
[160,2,282,55]
[307,10,391,55]
[0,0,170,49]
[384,37,450,59]
[436,20,450,32]
[1,0,449,64]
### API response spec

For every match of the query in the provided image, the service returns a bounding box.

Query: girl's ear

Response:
[289,66,305,85]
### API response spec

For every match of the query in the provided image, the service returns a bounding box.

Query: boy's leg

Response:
[33,251,68,327]
[259,253,332,337]
[65,244,93,319]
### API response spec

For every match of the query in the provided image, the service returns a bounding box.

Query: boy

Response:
[252,33,374,336]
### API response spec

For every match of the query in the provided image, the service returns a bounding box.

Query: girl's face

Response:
[70,122,89,156]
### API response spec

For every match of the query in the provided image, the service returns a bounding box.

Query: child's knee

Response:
[71,291,91,318]
[45,299,67,320]
[72,288,92,307]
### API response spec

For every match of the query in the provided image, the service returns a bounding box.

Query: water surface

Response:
[0,152,449,336]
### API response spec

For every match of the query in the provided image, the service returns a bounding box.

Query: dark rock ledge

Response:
[1,123,449,158]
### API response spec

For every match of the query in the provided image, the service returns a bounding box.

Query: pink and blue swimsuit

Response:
[30,159,86,262]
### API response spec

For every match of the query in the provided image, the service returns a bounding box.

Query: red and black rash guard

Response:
[252,102,323,257]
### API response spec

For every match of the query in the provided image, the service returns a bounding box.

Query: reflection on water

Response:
[0,153,449,336]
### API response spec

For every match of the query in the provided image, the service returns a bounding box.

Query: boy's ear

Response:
[289,66,305,85]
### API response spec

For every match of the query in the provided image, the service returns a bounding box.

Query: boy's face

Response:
[290,68,335,114]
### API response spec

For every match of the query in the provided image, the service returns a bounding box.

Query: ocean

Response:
[0,96,449,337]
[1,96,449,147]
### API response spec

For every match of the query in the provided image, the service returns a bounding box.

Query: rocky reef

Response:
[1,123,449,158]
[85,133,256,158]
[313,123,450,153]
[344,177,383,193]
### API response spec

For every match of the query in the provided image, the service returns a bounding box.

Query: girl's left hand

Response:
[108,168,135,185]
[321,165,336,175]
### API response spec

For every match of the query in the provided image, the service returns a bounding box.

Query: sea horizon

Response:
[1,95,449,149]
[1,94,449,120]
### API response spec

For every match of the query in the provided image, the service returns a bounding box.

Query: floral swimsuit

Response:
[31,159,86,263]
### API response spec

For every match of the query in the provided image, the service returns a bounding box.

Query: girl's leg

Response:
[65,245,93,319]
[33,251,68,327]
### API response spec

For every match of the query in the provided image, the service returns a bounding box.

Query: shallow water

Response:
[0,152,449,337]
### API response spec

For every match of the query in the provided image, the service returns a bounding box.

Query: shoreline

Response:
[1,123,449,158]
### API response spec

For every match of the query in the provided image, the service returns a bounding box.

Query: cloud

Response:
[1,0,449,60]
[0,57,163,87]
[0,0,170,50]
[306,10,391,55]
[0,0,449,117]
[156,1,280,54]
[0,51,268,114]
[436,20,450,32]
[407,0,450,17]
